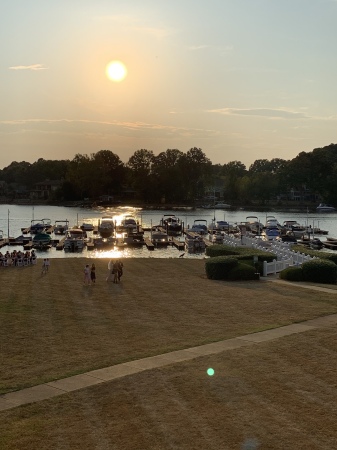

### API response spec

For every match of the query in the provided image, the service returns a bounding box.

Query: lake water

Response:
[1,203,337,259]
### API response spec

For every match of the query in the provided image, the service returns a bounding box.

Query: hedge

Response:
[302,259,337,284]
[205,256,239,280]
[227,263,258,281]
[206,244,276,262]
[291,245,337,265]
[279,266,304,281]
[205,245,240,258]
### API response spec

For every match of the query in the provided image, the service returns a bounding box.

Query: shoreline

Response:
[0,198,321,213]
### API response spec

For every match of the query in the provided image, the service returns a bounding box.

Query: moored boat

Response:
[120,215,138,232]
[63,227,86,251]
[261,226,281,241]
[185,233,206,251]
[80,222,95,231]
[98,216,115,238]
[32,231,52,249]
[187,219,208,235]
[30,220,46,234]
[54,220,69,235]
[316,203,336,212]
[161,215,182,234]
[151,229,169,245]
[213,202,231,209]
[282,220,306,238]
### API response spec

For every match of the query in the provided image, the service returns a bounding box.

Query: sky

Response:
[1,0,337,170]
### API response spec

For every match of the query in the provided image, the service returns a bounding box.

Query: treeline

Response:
[1,144,337,204]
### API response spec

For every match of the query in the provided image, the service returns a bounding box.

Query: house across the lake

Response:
[30,179,62,200]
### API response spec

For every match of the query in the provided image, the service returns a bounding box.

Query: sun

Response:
[106,61,127,82]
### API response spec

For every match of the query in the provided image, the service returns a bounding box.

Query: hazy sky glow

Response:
[2,0,337,169]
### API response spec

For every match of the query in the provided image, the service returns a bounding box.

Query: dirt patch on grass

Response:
[1,258,337,394]
[2,326,337,449]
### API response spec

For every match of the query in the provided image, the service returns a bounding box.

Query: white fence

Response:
[212,233,315,276]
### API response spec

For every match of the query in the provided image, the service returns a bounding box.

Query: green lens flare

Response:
[207,368,215,376]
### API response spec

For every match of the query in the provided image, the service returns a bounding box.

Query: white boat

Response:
[316,203,336,212]
[151,229,169,245]
[282,220,306,238]
[98,216,115,238]
[63,227,86,251]
[246,216,263,235]
[185,234,206,251]
[54,220,69,235]
[120,215,138,232]
[213,202,231,209]
[211,232,224,244]
[161,215,182,234]
[187,219,208,235]
[265,215,282,229]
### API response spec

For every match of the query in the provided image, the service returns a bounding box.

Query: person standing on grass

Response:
[84,264,91,285]
[45,258,50,272]
[112,260,119,283]
[41,259,47,275]
[90,263,96,284]
[117,259,124,282]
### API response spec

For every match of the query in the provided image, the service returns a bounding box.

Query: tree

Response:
[178,148,212,202]
[127,149,156,201]
[152,149,184,202]
[91,150,125,196]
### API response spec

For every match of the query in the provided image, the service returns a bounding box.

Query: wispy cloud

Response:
[94,14,173,39]
[0,118,219,137]
[208,107,310,119]
[187,45,210,51]
[187,44,233,55]
[9,64,48,71]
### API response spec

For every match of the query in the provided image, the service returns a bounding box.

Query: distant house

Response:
[30,179,62,200]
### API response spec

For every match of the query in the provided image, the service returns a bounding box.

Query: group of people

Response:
[0,249,36,266]
[83,263,96,285]
[108,259,124,283]
[83,259,124,285]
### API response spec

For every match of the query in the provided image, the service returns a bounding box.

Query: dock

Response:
[0,238,9,248]
[171,238,185,250]
[23,241,34,250]
[323,242,337,250]
[144,238,155,250]
[56,238,65,250]
[86,241,95,251]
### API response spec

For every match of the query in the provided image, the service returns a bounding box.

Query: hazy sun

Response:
[106,61,127,82]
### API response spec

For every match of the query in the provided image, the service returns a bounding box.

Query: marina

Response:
[1,204,337,259]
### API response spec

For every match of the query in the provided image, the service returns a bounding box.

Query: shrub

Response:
[291,245,337,265]
[302,259,337,284]
[205,244,276,262]
[279,266,304,281]
[205,256,239,280]
[227,263,258,281]
[206,245,240,258]
[235,249,276,262]
[238,259,264,276]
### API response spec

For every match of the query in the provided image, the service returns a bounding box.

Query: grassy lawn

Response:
[2,258,337,398]
[2,326,337,449]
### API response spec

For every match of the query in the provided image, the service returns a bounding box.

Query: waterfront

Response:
[1,203,337,259]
